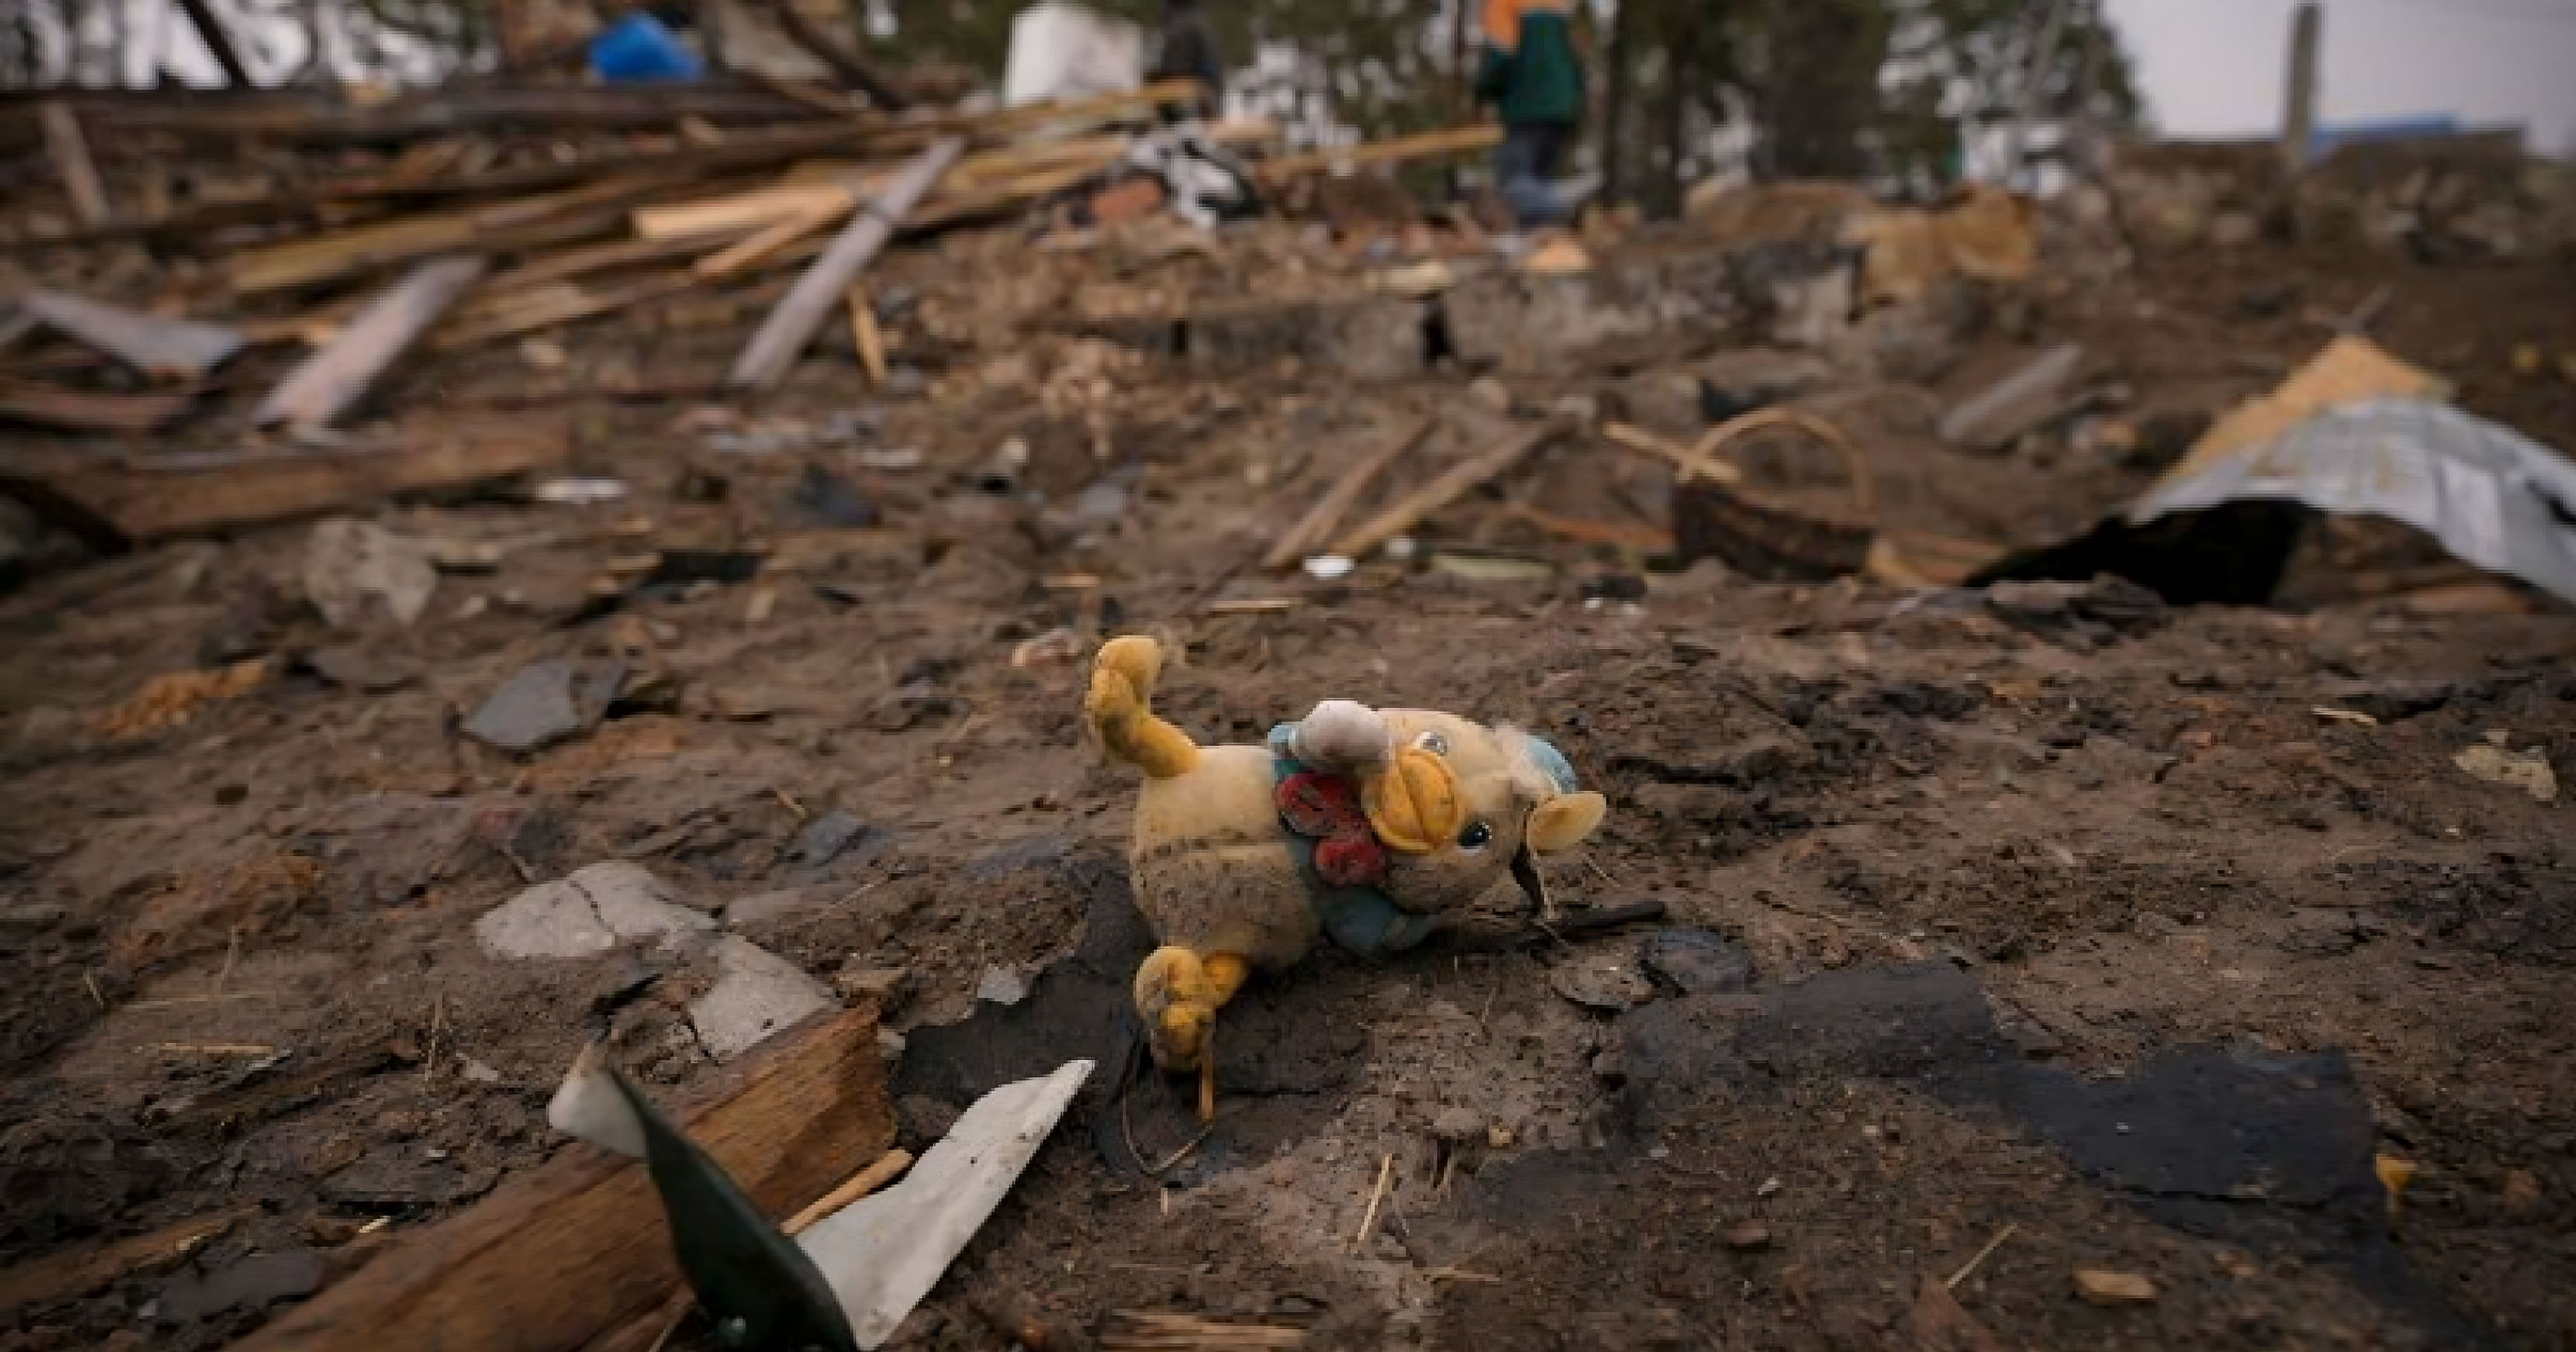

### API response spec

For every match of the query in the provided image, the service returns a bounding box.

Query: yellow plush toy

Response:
[1085,635,1607,1117]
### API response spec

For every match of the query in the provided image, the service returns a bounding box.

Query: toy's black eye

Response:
[1458,821,1492,851]
[1415,731,1450,755]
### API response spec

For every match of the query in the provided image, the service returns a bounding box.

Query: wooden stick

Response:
[254,255,487,429]
[1348,1153,1395,1255]
[731,136,961,390]
[1945,1221,2018,1290]
[779,1148,913,1234]
[845,285,887,385]
[1328,421,1558,560]
[39,103,110,228]
[1260,416,1432,570]
[693,196,851,280]
[1255,124,1502,187]
[1600,421,1741,484]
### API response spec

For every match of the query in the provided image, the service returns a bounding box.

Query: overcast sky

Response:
[2102,0,2576,155]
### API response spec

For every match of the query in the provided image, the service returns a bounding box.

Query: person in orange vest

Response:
[1473,0,1590,226]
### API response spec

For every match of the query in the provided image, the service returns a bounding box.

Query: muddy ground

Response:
[3,209,2574,1352]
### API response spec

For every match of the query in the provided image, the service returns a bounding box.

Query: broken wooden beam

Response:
[846,285,887,385]
[1262,416,1433,570]
[0,379,195,434]
[0,1209,250,1317]
[38,102,109,228]
[0,424,568,545]
[233,1005,892,1352]
[1328,419,1560,560]
[255,256,487,429]
[1255,124,1503,187]
[20,289,244,379]
[730,136,962,390]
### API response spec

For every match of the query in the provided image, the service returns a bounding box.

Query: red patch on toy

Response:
[1277,770,1389,887]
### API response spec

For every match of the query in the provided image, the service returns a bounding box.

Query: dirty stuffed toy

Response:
[1084,634,1606,1118]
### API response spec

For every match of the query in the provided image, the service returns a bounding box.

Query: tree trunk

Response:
[1600,0,1637,202]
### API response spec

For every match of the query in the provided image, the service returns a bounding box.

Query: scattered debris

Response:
[460,658,625,753]
[92,658,272,741]
[303,519,438,628]
[474,861,713,959]
[689,935,839,1060]
[1550,955,1656,1012]
[2072,1268,2158,1306]
[976,966,1032,1006]
[1638,929,1753,995]
[255,257,489,429]
[2454,743,2558,803]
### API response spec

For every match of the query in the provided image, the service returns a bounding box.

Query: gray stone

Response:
[784,809,869,873]
[975,965,1030,1006]
[475,862,712,960]
[157,1249,325,1322]
[462,659,623,753]
[303,518,437,628]
[689,936,836,1060]
[1640,929,1754,995]
[725,885,835,928]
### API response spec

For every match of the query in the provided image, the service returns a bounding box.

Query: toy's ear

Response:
[1525,791,1606,853]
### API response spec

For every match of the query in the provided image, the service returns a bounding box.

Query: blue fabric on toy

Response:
[1523,734,1580,794]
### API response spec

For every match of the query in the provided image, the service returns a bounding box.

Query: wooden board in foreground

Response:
[0,425,569,545]
[236,1004,892,1352]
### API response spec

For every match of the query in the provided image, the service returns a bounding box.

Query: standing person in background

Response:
[1474,0,1589,226]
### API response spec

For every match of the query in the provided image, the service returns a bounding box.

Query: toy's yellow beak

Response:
[1362,746,1463,853]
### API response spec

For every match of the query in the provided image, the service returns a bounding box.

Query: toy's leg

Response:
[1133,946,1249,1122]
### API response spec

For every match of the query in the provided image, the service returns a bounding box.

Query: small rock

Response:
[460,1059,501,1085]
[789,463,877,529]
[1487,1125,1515,1149]
[876,1028,908,1059]
[975,965,1030,1006]
[1722,1220,1771,1250]
[303,519,437,629]
[475,862,713,960]
[157,1249,325,1322]
[783,809,869,872]
[1468,376,1513,412]
[1551,393,1601,425]
[2455,743,2558,802]
[461,659,623,753]
[1010,627,1085,668]
[1431,1106,1483,1141]
[688,936,836,1060]
[1639,929,1753,995]
[2072,1268,2157,1305]
[1550,956,1655,1012]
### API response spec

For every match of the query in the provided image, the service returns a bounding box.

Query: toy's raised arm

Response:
[1280,699,1391,773]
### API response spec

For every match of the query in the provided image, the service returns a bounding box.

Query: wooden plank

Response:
[846,285,887,385]
[1262,416,1432,569]
[695,196,853,279]
[233,1006,892,1352]
[21,289,244,378]
[1255,125,1502,187]
[230,175,665,294]
[637,182,860,241]
[731,136,962,390]
[39,102,109,227]
[255,257,487,429]
[1328,421,1559,560]
[0,379,194,433]
[435,271,700,350]
[0,425,569,543]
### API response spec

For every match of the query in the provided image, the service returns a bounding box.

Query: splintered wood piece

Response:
[730,136,962,391]
[233,1006,893,1352]
[0,378,194,433]
[255,256,487,429]
[1328,420,1558,560]
[845,285,887,385]
[694,196,853,280]
[39,102,110,227]
[1262,416,1433,570]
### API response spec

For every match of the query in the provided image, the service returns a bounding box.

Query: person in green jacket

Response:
[1473,0,1589,226]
